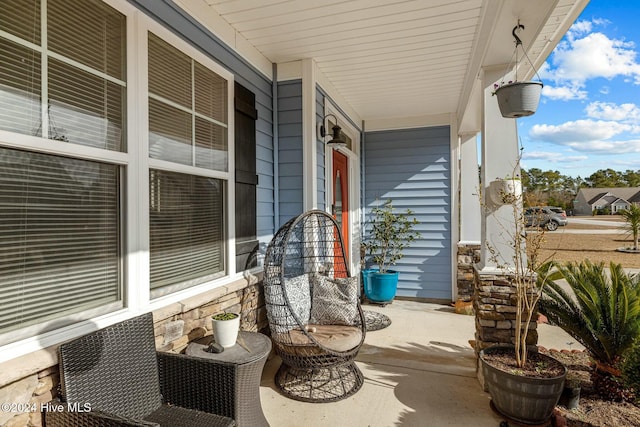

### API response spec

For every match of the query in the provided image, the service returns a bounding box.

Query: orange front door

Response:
[332,151,349,264]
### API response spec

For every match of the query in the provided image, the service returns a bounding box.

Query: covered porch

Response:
[0,1,590,426]
[258,299,579,426]
[171,0,589,301]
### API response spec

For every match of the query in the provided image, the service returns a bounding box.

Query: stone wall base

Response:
[456,243,480,303]
[0,274,267,427]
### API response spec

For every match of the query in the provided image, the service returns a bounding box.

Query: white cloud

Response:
[549,32,640,84]
[541,19,640,102]
[565,155,591,162]
[542,84,587,101]
[529,119,640,154]
[522,151,588,163]
[530,119,632,142]
[565,18,609,41]
[522,151,557,160]
[566,20,593,40]
[564,139,640,153]
[599,86,610,95]
[585,101,640,122]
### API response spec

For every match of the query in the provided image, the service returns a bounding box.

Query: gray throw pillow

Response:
[309,275,358,325]
[283,274,312,324]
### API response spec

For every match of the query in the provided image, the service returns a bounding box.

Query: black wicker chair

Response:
[44,313,235,427]
[263,210,366,402]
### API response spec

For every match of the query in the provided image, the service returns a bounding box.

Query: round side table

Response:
[186,331,272,427]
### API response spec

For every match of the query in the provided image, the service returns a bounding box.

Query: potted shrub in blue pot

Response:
[362,200,420,304]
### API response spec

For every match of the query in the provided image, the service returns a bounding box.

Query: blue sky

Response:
[518,0,640,178]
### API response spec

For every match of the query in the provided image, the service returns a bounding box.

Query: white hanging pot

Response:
[489,178,522,205]
[211,313,240,348]
[502,177,522,200]
[494,81,543,118]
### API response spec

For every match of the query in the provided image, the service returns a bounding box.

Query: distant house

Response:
[573,187,640,215]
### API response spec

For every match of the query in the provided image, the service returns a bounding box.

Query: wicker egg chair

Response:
[263,210,366,402]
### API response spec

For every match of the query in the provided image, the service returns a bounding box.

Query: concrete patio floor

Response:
[258,299,583,427]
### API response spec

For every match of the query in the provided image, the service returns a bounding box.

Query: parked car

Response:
[524,206,568,231]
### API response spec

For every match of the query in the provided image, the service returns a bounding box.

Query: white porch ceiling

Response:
[180,0,588,125]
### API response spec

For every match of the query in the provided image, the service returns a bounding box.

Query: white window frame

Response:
[0,0,237,364]
[0,0,137,363]
[139,17,236,308]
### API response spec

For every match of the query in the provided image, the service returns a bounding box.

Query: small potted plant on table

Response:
[211,312,240,348]
[362,199,420,304]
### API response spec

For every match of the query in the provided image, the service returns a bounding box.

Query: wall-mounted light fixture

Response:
[319,113,347,148]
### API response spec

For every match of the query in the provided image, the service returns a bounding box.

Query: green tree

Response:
[363,200,420,273]
[542,170,564,191]
[586,168,625,188]
[522,168,545,190]
[620,204,640,250]
[623,170,640,187]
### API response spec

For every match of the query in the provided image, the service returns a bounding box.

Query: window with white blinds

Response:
[0,0,125,344]
[148,32,230,295]
[0,0,236,347]
[149,170,224,294]
[0,147,121,341]
[148,33,228,171]
[0,0,126,151]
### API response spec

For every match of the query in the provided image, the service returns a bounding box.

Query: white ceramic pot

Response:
[489,178,522,205]
[211,313,240,348]
[502,178,522,200]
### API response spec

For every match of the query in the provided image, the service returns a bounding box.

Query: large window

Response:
[0,0,125,344]
[148,32,229,295]
[0,0,235,348]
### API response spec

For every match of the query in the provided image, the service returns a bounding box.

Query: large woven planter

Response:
[494,81,543,118]
[480,345,566,424]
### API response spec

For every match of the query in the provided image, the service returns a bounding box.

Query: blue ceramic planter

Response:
[361,269,377,297]
[363,270,398,303]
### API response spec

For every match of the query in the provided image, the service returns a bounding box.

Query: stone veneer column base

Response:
[473,266,538,388]
[456,243,480,302]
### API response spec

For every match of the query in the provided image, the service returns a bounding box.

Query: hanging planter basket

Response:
[494,81,543,118]
[493,22,545,119]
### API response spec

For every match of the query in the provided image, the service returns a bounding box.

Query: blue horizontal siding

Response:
[364,125,452,301]
[278,80,303,226]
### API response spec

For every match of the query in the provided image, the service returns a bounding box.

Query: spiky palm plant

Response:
[620,204,640,250]
[539,260,640,368]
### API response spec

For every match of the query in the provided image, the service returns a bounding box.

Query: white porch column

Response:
[459,133,481,244]
[302,58,317,210]
[478,68,521,272]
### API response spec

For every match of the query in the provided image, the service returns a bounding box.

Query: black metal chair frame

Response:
[44,313,236,427]
[263,210,366,403]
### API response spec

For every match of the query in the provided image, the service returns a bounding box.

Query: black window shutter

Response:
[234,82,258,271]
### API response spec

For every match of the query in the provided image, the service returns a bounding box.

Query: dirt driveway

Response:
[535,216,640,268]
